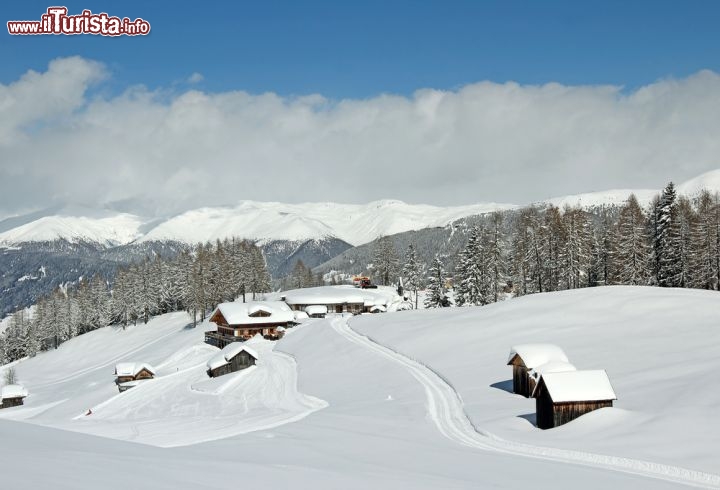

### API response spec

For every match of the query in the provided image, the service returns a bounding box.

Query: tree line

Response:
[0,239,271,364]
[3,181,719,362]
[393,183,720,307]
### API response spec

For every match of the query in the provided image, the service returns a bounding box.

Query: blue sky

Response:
[3,0,720,98]
[2,1,720,215]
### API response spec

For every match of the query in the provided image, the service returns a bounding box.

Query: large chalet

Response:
[205,301,295,348]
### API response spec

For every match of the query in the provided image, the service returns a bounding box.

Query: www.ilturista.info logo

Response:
[7,7,150,36]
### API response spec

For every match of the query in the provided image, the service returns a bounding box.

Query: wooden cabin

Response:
[532,370,617,429]
[527,361,577,395]
[207,344,259,378]
[507,344,570,397]
[0,384,28,409]
[114,362,156,392]
[304,305,327,318]
[206,301,294,348]
[282,286,379,316]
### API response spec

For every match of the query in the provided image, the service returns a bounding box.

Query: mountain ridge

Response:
[2,169,719,248]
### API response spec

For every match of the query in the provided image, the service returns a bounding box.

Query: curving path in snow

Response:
[65,339,329,447]
[332,316,720,489]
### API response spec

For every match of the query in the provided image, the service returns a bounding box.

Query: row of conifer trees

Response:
[0,239,270,363]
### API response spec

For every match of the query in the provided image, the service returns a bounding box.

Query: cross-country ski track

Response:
[331,316,720,489]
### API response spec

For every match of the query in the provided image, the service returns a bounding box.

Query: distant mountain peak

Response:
[2,169,720,247]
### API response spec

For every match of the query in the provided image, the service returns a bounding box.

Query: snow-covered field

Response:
[0,287,719,488]
[353,286,720,476]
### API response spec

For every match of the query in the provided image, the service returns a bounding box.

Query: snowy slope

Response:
[543,189,658,210]
[0,312,326,447]
[0,206,145,246]
[353,286,720,476]
[138,199,516,246]
[2,291,712,489]
[677,169,720,197]
[3,169,720,247]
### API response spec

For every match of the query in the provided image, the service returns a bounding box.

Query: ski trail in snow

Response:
[331,317,720,489]
[33,327,183,389]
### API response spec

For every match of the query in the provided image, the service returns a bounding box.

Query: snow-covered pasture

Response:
[0,286,718,488]
[0,312,326,447]
[353,286,720,474]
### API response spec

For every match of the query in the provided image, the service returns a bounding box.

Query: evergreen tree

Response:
[373,236,399,285]
[425,256,448,308]
[693,190,720,289]
[676,197,697,288]
[291,260,310,289]
[614,194,650,284]
[654,182,683,287]
[560,208,592,289]
[484,212,505,303]
[455,227,485,306]
[401,243,423,309]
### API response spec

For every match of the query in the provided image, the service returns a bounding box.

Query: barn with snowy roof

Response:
[282,286,393,315]
[114,362,155,392]
[532,369,617,429]
[527,361,577,395]
[0,384,28,408]
[207,343,258,378]
[507,344,570,397]
[206,301,294,348]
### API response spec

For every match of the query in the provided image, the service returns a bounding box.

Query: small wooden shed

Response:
[507,344,570,397]
[532,370,617,429]
[0,384,28,409]
[207,344,259,378]
[114,363,156,392]
[304,305,328,318]
[527,361,577,395]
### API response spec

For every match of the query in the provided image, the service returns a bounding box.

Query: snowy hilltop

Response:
[2,169,720,248]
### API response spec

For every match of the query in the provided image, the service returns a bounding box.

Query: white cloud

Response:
[187,72,204,84]
[1,57,720,218]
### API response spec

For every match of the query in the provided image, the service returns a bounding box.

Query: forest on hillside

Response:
[2,182,719,363]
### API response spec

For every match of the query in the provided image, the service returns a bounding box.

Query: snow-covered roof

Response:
[283,286,367,305]
[304,305,328,315]
[206,343,259,370]
[538,370,617,403]
[293,311,309,321]
[369,305,387,313]
[507,344,569,368]
[1,384,28,399]
[528,361,577,380]
[212,301,295,326]
[114,362,155,377]
[248,304,272,315]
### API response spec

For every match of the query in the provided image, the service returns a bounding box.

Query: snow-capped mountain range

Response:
[2,169,720,248]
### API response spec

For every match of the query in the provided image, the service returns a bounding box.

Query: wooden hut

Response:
[527,361,577,395]
[507,344,570,397]
[0,384,28,408]
[114,362,156,392]
[282,286,372,315]
[304,305,328,318]
[206,301,294,348]
[532,370,617,429]
[207,344,259,378]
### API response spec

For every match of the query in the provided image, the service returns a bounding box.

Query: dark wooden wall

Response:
[208,350,257,378]
[229,351,256,372]
[535,390,555,429]
[536,391,613,429]
[512,365,530,397]
[0,397,24,409]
